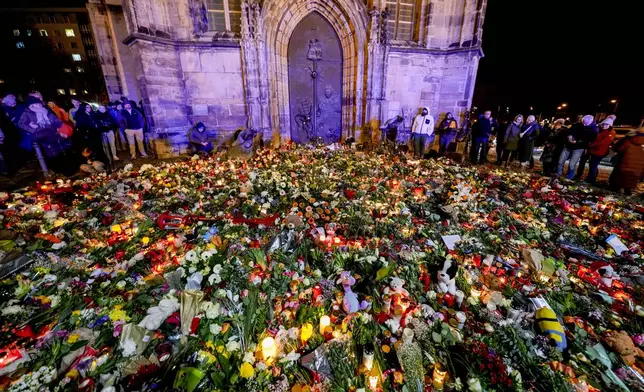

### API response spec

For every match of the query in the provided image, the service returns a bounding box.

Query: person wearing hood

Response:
[556,114,598,180]
[189,122,214,154]
[585,116,616,184]
[470,110,494,164]
[95,104,120,162]
[382,115,404,147]
[518,115,540,168]
[17,96,77,175]
[499,115,523,166]
[411,107,435,159]
[438,112,458,156]
[610,125,644,194]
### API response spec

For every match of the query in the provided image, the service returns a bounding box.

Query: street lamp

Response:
[561,103,568,107]
[557,106,562,110]
[610,99,618,112]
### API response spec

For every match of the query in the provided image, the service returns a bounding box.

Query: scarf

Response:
[32,105,52,127]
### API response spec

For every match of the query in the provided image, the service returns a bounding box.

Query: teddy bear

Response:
[436,258,458,295]
[594,263,619,288]
[384,277,409,297]
[603,330,644,365]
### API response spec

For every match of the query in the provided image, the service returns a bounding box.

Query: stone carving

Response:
[307,39,322,61]
[380,8,390,45]
[190,0,209,37]
[295,99,313,140]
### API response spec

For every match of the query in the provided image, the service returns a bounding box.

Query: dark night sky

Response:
[473,0,643,124]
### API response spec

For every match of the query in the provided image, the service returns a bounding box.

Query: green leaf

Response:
[69,340,89,352]
[432,332,442,343]
[376,264,394,281]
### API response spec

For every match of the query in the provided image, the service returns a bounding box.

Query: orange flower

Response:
[393,371,404,384]
[381,344,390,353]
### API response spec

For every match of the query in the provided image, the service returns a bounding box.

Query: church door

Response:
[288,12,343,144]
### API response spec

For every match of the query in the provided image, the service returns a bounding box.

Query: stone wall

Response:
[384,48,480,128]
[180,47,247,139]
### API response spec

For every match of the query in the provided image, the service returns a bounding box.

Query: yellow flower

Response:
[216,345,225,354]
[108,307,129,322]
[67,334,80,344]
[72,310,81,316]
[300,323,313,343]
[205,341,216,351]
[239,362,255,379]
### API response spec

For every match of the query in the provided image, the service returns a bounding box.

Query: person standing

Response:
[438,112,458,156]
[47,101,69,122]
[499,115,523,166]
[585,117,616,184]
[610,125,644,195]
[556,115,597,180]
[411,107,434,159]
[74,103,106,163]
[518,115,540,168]
[574,116,602,179]
[95,104,120,162]
[541,119,567,175]
[68,98,81,125]
[470,110,493,164]
[119,101,148,159]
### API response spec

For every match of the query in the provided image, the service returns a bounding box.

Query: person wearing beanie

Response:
[610,125,644,195]
[556,114,598,180]
[189,122,214,154]
[585,116,617,184]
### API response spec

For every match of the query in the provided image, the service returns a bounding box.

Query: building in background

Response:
[0,4,107,104]
[87,0,486,152]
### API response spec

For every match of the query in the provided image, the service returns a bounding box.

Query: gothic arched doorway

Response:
[288,12,343,144]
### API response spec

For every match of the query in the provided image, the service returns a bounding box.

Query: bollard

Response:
[32,142,49,177]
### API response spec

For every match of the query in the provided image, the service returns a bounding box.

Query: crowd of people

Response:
[0,91,148,177]
[407,108,644,195]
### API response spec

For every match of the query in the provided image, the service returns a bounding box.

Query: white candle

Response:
[319,315,331,334]
[261,337,276,359]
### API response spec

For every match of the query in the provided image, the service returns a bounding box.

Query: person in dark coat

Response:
[556,115,598,180]
[189,122,214,154]
[108,101,126,151]
[17,97,77,176]
[518,115,540,167]
[119,101,147,159]
[499,115,523,166]
[610,126,644,194]
[382,115,404,146]
[470,110,494,164]
[438,112,458,156]
[95,104,120,162]
[574,116,601,180]
[541,119,567,175]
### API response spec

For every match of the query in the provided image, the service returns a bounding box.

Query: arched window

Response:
[385,0,417,41]
[207,0,242,33]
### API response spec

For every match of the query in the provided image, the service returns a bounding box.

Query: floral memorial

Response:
[0,145,642,392]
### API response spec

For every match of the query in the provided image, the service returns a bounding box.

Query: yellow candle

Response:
[261,337,276,359]
[319,315,331,334]
[433,365,447,391]
[300,323,313,343]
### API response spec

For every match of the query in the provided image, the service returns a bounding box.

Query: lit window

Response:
[39,29,48,37]
[72,53,81,62]
[0,79,5,84]
[26,30,32,37]
[57,89,66,95]
[69,89,77,96]
[71,42,78,49]
[63,68,72,73]
[386,0,417,41]
[207,0,242,33]
[13,29,20,36]
[16,42,25,49]
[65,29,75,37]
[76,66,84,73]
[83,90,88,94]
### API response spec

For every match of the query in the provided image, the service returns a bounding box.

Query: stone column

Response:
[240,0,270,137]
[364,7,390,131]
[87,0,124,101]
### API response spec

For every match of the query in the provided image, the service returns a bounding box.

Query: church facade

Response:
[87,0,487,151]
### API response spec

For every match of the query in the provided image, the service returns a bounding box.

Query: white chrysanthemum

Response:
[210,324,222,335]
[120,338,137,357]
[225,339,241,352]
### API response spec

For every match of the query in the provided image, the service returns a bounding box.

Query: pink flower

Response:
[633,334,644,346]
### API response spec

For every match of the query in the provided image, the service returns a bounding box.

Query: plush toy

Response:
[535,307,567,351]
[384,277,409,297]
[603,330,644,365]
[591,261,619,288]
[436,258,458,295]
[138,298,180,331]
[337,271,367,314]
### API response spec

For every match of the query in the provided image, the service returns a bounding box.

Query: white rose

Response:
[467,378,482,392]
[116,280,126,290]
[225,339,241,352]
[210,324,222,335]
[243,351,255,363]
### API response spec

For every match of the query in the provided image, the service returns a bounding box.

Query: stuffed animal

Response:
[603,330,644,365]
[436,258,458,295]
[535,307,567,351]
[138,297,180,331]
[593,263,619,288]
[384,277,409,297]
[337,271,367,314]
